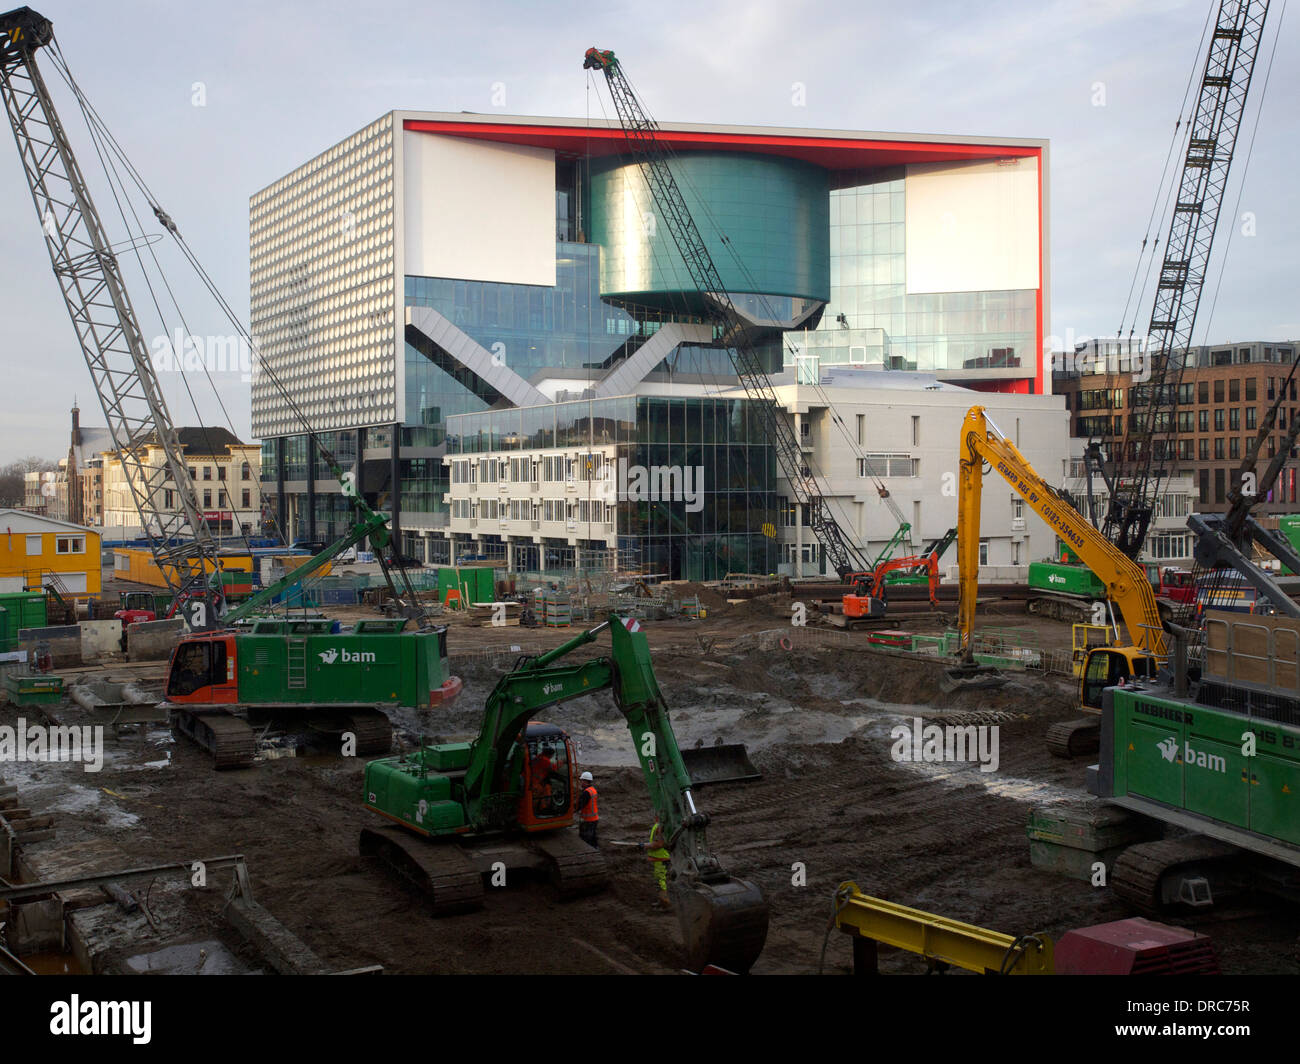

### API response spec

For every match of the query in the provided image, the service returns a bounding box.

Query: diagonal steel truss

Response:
[1101,0,1269,559]
[0,9,219,607]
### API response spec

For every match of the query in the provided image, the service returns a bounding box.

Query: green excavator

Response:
[359,614,769,973]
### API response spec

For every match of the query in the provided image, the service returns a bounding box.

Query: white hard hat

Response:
[580,771,594,782]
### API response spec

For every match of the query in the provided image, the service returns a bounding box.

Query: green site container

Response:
[4,673,64,705]
[0,592,47,650]
[1101,685,1300,848]
[435,566,495,606]
[232,626,453,708]
[1028,560,1106,598]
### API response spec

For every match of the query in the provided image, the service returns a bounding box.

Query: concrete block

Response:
[18,624,82,667]
[126,619,185,662]
[226,897,328,974]
[78,619,121,661]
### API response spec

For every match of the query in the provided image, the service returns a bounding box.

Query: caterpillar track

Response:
[360,823,610,912]
[306,707,393,757]
[360,824,485,913]
[170,707,256,770]
[1111,836,1242,915]
[1045,717,1101,759]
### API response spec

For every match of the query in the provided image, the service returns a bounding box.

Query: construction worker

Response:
[530,745,558,815]
[647,816,672,908]
[576,770,599,848]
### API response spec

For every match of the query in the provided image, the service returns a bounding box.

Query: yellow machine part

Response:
[830,882,1054,975]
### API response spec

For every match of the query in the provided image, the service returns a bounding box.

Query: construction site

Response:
[1,0,1298,993]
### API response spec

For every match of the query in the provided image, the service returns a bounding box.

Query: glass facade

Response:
[589,152,830,311]
[446,395,777,581]
[793,170,1036,374]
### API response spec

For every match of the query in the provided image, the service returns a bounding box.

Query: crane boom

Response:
[958,406,1165,660]
[585,48,869,577]
[0,6,222,624]
[1101,0,1270,559]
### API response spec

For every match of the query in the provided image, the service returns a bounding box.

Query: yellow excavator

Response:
[952,406,1168,755]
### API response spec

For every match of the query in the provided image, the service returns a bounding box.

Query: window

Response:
[203,466,212,481]
[1214,439,1224,460]
[1214,409,1224,431]
[1214,468,1225,504]
[1230,438,1240,460]
[1011,540,1022,566]
[217,466,227,481]
[1198,381,1209,404]
[978,540,989,567]
[1011,497,1024,520]
[25,534,41,555]
[1246,408,1257,430]
[1198,410,1209,432]
[911,416,920,446]
[188,466,197,481]
[1199,469,1209,504]
[204,490,212,507]
[859,454,916,477]
[856,414,864,445]
[1214,380,1225,402]
[1229,408,1240,431]
[55,535,85,554]
[1246,379,1257,401]
[1177,439,1194,460]
[780,500,798,528]
[1229,379,1240,402]
[241,462,251,480]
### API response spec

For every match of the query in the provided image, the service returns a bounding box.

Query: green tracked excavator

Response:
[360,614,769,973]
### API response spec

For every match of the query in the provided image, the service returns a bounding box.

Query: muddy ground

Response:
[4,606,1300,975]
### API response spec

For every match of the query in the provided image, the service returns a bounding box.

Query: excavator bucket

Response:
[674,877,769,973]
[681,743,760,785]
[940,663,1006,694]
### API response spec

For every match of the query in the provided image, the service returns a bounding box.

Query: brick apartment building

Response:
[1055,339,1300,516]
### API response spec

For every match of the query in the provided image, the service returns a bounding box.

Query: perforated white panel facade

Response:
[250,114,398,437]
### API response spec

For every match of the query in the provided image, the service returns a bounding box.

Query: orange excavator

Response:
[841,529,954,620]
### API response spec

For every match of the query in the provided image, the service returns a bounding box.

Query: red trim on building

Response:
[401,119,1039,170]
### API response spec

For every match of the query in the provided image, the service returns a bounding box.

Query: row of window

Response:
[22,534,85,556]
[186,462,253,482]
[449,497,616,523]
[1068,375,1298,411]
[448,452,610,486]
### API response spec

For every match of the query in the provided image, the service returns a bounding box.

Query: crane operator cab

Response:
[1080,647,1158,713]
[517,722,577,830]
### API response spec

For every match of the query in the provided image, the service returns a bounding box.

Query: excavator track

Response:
[529,830,609,898]
[360,824,484,914]
[1111,836,1242,915]
[305,707,393,757]
[1046,717,1100,759]
[170,707,256,770]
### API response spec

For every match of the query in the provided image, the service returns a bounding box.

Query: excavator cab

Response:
[517,722,577,830]
[165,634,238,703]
[1080,647,1156,713]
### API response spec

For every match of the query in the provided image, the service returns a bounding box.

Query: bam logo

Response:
[317,648,377,665]
[1154,736,1226,774]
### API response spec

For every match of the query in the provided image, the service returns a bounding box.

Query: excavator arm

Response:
[957,406,1166,662]
[454,615,768,970]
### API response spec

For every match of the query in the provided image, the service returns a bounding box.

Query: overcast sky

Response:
[1,0,1295,463]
